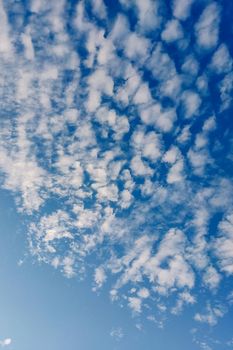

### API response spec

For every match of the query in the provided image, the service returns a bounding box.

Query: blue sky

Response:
[0,0,233,349]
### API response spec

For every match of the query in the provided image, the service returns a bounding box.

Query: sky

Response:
[0,0,233,349]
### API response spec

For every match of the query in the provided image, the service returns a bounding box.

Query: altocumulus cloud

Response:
[0,0,233,342]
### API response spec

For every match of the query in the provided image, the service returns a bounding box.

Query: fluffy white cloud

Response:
[210,44,233,74]
[171,291,196,315]
[128,296,142,313]
[93,266,107,290]
[215,214,233,275]
[187,148,210,176]
[133,83,152,105]
[137,287,150,299]
[124,32,150,63]
[130,155,153,177]
[145,229,195,293]
[203,266,221,290]
[120,0,160,32]
[91,0,107,19]
[181,90,201,118]
[163,146,180,164]
[0,338,12,347]
[172,0,194,20]
[161,19,183,43]
[86,68,114,112]
[140,104,176,132]
[195,3,221,50]
[166,159,184,184]
[181,55,199,77]
[131,128,162,162]
[219,72,233,111]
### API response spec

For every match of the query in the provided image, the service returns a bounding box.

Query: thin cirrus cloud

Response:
[0,0,232,347]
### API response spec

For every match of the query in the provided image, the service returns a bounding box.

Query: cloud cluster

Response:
[0,0,232,340]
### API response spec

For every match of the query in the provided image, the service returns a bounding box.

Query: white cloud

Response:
[215,213,233,275]
[114,235,152,289]
[148,44,177,81]
[135,0,160,32]
[133,83,152,105]
[124,32,150,64]
[93,266,106,290]
[203,116,216,132]
[131,128,162,162]
[161,74,182,100]
[187,148,210,176]
[63,256,75,278]
[144,229,195,293]
[203,266,221,290]
[128,296,142,313]
[140,104,176,133]
[195,3,221,50]
[120,0,160,32]
[163,146,184,183]
[146,43,183,99]
[95,107,130,140]
[177,125,191,144]
[161,19,183,43]
[140,179,154,197]
[29,210,73,258]
[0,114,48,212]
[21,28,35,60]
[130,155,153,177]
[137,287,150,299]
[194,304,225,326]
[167,159,184,184]
[86,68,114,112]
[181,55,199,77]
[74,1,92,33]
[0,338,12,347]
[163,146,180,164]
[219,72,233,111]
[96,184,119,202]
[73,204,100,229]
[85,26,105,68]
[210,44,233,74]
[0,0,13,57]
[112,116,130,141]
[110,14,129,44]
[110,327,124,341]
[171,291,196,315]
[173,0,194,20]
[91,0,107,19]
[119,189,133,209]
[181,90,201,118]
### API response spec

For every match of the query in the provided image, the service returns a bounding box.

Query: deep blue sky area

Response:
[0,0,233,349]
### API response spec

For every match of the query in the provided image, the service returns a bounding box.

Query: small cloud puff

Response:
[110,327,124,341]
[0,338,12,347]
